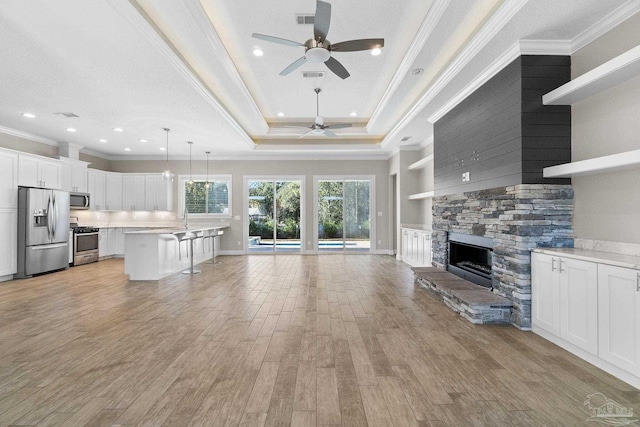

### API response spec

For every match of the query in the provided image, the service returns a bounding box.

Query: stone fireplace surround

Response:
[431,184,574,329]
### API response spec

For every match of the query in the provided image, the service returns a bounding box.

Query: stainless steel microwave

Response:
[69,192,90,210]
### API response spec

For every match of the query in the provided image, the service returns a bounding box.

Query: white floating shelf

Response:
[543,149,640,178]
[408,191,434,200]
[543,44,640,105]
[408,154,434,170]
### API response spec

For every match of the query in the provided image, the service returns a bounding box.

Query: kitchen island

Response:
[124,226,225,280]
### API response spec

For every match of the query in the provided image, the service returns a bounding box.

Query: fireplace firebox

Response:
[447,233,493,289]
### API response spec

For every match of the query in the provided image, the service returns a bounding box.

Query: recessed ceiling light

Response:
[138,139,148,143]
[113,127,123,132]
[411,68,424,75]
[350,112,358,117]
[159,147,166,151]
[99,139,107,143]
[22,113,36,118]
[124,147,131,151]
[277,112,284,117]
[253,47,264,57]
[371,48,382,56]
[66,128,76,132]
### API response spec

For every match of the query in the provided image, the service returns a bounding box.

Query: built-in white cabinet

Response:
[0,209,17,277]
[18,154,61,189]
[59,158,89,193]
[87,170,106,211]
[144,174,172,211]
[401,228,431,267]
[105,173,123,211]
[531,252,598,354]
[122,175,145,211]
[598,264,640,376]
[532,250,640,388]
[0,150,19,208]
[98,229,108,258]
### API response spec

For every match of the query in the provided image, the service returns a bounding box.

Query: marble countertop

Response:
[532,247,640,270]
[401,224,431,231]
[124,225,227,236]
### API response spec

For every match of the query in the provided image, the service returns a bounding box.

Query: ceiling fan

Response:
[288,88,352,137]
[251,0,384,79]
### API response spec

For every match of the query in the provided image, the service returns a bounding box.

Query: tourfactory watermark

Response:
[584,392,637,426]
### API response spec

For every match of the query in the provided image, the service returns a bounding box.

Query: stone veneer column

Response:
[432,184,573,329]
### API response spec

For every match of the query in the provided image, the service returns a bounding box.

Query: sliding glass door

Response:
[317,179,371,252]
[248,179,301,253]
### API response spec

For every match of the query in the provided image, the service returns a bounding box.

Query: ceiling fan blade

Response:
[331,38,384,52]
[323,129,338,137]
[314,0,331,41]
[299,129,316,138]
[252,33,304,47]
[280,56,308,76]
[325,123,352,129]
[285,125,312,129]
[324,56,350,79]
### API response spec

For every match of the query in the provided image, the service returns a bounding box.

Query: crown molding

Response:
[107,150,390,162]
[380,0,529,149]
[112,0,255,149]
[181,0,269,134]
[571,0,640,53]
[366,0,450,133]
[0,125,59,147]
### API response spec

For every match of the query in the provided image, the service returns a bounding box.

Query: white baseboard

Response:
[219,250,244,256]
[0,274,14,283]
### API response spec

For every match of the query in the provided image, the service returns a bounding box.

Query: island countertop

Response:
[123,225,227,235]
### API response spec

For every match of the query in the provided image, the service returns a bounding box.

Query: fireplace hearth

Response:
[447,233,493,289]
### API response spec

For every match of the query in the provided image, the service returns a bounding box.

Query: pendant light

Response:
[161,128,174,181]
[187,141,194,187]
[205,151,211,190]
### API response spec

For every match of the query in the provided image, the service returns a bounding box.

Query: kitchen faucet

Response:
[183,208,189,230]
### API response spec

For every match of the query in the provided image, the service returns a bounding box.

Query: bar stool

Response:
[202,229,220,264]
[178,231,202,275]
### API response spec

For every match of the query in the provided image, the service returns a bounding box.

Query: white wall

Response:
[111,158,391,253]
[571,13,640,243]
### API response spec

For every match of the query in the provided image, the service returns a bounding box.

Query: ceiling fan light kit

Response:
[251,0,384,80]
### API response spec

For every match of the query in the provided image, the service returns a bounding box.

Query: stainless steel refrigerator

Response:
[16,187,70,278]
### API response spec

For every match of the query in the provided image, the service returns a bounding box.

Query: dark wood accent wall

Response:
[434,56,571,196]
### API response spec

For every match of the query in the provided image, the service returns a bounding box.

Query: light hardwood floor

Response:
[0,255,637,426]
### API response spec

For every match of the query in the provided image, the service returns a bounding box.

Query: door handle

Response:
[558,259,564,273]
[551,258,556,271]
[52,194,58,235]
[637,273,640,292]
[47,195,53,239]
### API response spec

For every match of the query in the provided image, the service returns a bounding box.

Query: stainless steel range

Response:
[73,226,99,266]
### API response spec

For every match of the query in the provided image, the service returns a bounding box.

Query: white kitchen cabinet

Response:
[531,252,598,354]
[59,158,89,193]
[598,264,640,376]
[115,228,125,255]
[107,228,118,256]
[0,209,17,277]
[144,174,172,211]
[421,232,432,266]
[87,170,106,210]
[105,172,123,211]
[0,149,19,208]
[98,229,109,258]
[122,175,145,211]
[18,154,61,189]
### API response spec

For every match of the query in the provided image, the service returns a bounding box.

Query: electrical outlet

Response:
[234,215,240,221]
[307,240,311,246]
[462,171,470,182]
[237,241,241,246]
[378,240,382,245]
[377,211,382,217]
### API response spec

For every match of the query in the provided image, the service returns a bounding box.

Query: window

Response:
[178,174,231,217]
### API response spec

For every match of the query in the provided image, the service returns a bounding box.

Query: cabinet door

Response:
[422,233,431,266]
[105,173,122,211]
[414,231,423,266]
[60,162,73,192]
[98,230,108,257]
[122,175,145,211]
[0,209,17,276]
[0,150,18,208]
[115,228,125,255]
[72,164,88,193]
[108,228,118,256]
[144,175,158,210]
[559,257,598,354]
[531,252,561,335]
[18,155,40,187]
[598,264,640,375]
[39,161,61,189]
[401,229,409,261]
[406,230,414,265]
[88,170,105,210]
[155,176,171,211]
